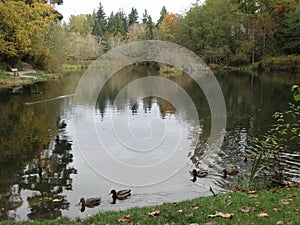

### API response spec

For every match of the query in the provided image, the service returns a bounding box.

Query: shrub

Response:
[251,85,300,184]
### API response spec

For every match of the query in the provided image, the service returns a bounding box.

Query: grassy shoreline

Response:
[1,186,299,225]
[257,55,300,72]
[210,55,300,73]
[0,71,60,88]
[1,55,299,88]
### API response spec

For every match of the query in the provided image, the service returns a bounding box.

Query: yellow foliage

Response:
[126,23,146,42]
[0,0,56,61]
[163,13,178,29]
[160,13,180,42]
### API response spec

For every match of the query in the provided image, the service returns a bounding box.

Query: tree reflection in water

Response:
[21,134,77,220]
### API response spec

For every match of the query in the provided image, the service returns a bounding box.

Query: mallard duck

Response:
[190,169,208,182]
[59,120,67,129]
[77,197,101,208]
[193,169,208,177]
[244,154,256,162]
[110,189,131,204]
[223,168,239,179]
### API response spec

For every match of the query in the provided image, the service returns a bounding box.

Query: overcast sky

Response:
[56,0,196,23]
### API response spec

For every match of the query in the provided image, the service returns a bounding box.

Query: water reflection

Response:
[21,136,76,220]
[0,66,299,221]
[211,71,300,188]
[0,132,76,220]
[0,73,81,220]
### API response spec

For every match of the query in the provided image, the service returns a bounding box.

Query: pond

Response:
[0,65,299,220]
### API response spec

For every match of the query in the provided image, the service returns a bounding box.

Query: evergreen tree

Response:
[128,7,138,26]
[92,2,107,38]
[281,3,300,54]
[145,15,154,39]
[142,9,148,24]
[157,6,167,26]
[106,12,115,33]
[118,9,128,33]
[106,10,128,36]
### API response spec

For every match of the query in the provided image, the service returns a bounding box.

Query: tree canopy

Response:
[1,0,299,70]
[0,0,62,70]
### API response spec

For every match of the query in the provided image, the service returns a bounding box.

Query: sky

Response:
[56,0,196,23]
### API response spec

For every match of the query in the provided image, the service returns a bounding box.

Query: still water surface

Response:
[0,66,299,220]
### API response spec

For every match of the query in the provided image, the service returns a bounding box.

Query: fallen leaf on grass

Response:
[192,205,198,210]
[227,199,232,206]
[249,194,258,198]
[148,210,160,217]
[276,221,284,225]
[279,199,290,205]
[273,208,281,211]
[117,214,131,222]
[203,222,216,225]
[185,212,193,217]
[208,211,234,219]
[257,211,270,218]
[177,209,183,213]
[240,206,251,213]
[248,190,257,194]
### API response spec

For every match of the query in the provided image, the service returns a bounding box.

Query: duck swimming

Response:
[191,169,208,182]
[77,197,101,208]
[110,189,131,204]
[193,169,209,177]
[223,168,239,179]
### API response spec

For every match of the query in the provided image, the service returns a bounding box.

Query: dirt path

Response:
[8,62,37,79]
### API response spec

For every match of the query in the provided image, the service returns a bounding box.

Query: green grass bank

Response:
[1,187,299,225]
[257,55,300,72]
[0,71,59,88]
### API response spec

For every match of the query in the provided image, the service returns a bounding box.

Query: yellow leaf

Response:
[240,206,251,213]
[186,212,193,217]
[279,199,290,205]
[208,211,234,219]
[248,190,257,194]
[148,210,160,217]
[257,211,270,218]
[117,214,131,222]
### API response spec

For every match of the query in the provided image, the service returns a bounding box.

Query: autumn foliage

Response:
[0,0,61,70]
